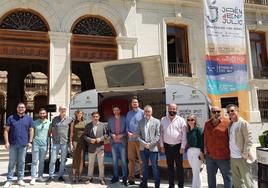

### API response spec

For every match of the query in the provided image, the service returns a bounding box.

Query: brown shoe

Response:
[100,178,106,185]
[85,178,93,184]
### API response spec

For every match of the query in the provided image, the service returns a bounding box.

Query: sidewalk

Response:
[0,145,259,188]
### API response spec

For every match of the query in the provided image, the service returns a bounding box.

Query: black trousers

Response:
[164,143,184,188]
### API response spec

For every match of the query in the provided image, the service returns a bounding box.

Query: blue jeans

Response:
[140,149,160,187]
[111,142,127,179]
[31,143,47,178]
[49,143,68,177]
[7,144,27,181]
[206,155,232,188]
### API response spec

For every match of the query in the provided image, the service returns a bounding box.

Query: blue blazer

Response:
[108,116,127,145]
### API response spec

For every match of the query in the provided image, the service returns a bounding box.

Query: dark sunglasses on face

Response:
[227,109,235,114]
[187,119,195,122]
[211,110,221,114]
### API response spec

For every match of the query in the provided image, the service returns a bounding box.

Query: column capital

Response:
[116,36,137,48]
[48,32,72,43]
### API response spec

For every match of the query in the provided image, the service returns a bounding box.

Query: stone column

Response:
[48,32,72,110]
[116,36,137,59]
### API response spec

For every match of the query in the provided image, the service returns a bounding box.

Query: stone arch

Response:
[0,0,60,31]
[62,2,127,36]
[0,9,49,31]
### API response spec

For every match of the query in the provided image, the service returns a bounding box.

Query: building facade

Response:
[0,0,268,128]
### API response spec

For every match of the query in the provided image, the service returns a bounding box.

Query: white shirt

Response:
[229,121,242,158]
[144,118,150,142]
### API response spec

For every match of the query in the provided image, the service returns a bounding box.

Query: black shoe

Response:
[111,177,119,184]
[46,177,53,184]
[139,181,148,188]
[100,179,106,185]
[122,179,128,186]
[128,180,135,185]
[58,176,65,182]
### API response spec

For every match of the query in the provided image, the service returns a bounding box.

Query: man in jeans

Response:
[3,103,34,188]
[30,108,51,185]
[47,106,73,183]
[108,106,128,186]
[227,104,255,188]
[137,105,160,188]
[204,106,232,188]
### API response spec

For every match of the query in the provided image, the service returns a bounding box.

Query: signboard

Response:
[204,0,250,120]
[69,89,98,123]
[165,84,209,127]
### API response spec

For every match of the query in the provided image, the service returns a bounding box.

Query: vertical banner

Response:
[204,0,250,120]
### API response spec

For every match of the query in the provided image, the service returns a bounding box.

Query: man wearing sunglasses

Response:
[30,108,51,185]
[204,106,232,188]
[226,104,255,188]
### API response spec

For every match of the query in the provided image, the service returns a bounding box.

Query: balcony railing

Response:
[257,90,268,122]
[168,62,192,77]
[245,0,268,5]
[253,66,268,79]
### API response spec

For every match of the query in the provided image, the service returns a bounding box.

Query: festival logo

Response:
[206,0,219,23]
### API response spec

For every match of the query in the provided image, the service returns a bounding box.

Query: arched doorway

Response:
[0,9,50,117]
[71,15,118,91]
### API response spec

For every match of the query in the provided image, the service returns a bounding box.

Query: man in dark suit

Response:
[137,105,160,188]
[108,106,128,186]
[84,111,107,185]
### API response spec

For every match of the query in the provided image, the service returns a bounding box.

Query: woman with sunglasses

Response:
[70,109,86,183]
[186,114,204,188]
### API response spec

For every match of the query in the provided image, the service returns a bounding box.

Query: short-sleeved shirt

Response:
[204,118,230,160]
[33,119,51,146]
[6,114,34,146]
[50,116,73,144]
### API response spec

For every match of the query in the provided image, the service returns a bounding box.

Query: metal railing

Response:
[168,62,192,77]
[253,66,268,79]
[245,0,268,5]
[257,90,268,122]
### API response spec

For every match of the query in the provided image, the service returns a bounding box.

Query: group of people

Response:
[3,97,255,188]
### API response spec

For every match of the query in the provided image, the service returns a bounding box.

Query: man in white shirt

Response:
[226,104,255,188]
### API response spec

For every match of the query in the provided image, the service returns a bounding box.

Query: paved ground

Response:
[0,145,259,188]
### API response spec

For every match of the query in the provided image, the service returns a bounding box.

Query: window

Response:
[250,31,268,78]
[167,24,191,77]
[257,90,268,122]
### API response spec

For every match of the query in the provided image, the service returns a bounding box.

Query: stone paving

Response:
[0,145,259,188]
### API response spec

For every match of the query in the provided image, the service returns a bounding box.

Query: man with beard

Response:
[126,97,144,185]
[30,108,51,185]
[226,104,255,188]
[3,103,34,188]
[204,106,232,188]
[160,103,187,188]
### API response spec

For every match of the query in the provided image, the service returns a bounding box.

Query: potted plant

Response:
[259,130,268,147]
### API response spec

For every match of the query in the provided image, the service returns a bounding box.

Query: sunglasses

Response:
[187,119,195,122]
[211,111,221,114]
[227,109,235,114]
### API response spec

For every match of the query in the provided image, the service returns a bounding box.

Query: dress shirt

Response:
[144,118,150,142]
[160,115,187,149]
[93,123,98,136]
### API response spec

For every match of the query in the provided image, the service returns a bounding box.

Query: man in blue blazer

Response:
[137,105,160,188]
[108,106,128,186]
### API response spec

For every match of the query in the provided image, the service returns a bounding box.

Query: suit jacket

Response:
[83,121,107,153]
[137,117,160,152]
[228,117,254,163]
[108,116,127,146]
